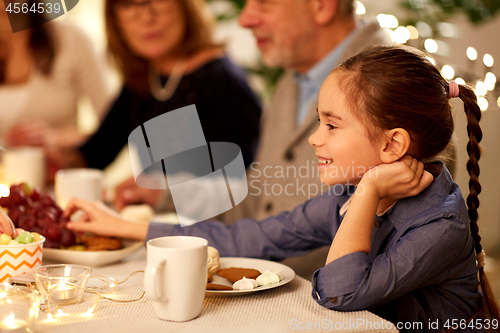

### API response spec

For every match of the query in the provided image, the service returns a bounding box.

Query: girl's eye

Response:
[326,124,337,130]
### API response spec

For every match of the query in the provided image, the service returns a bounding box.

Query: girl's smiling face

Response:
[309,71,384,186]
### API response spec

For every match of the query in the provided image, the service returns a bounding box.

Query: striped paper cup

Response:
[0,237,45,283]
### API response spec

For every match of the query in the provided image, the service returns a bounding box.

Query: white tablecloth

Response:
[35,248,399,333]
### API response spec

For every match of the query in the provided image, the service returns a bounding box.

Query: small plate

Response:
[206,257,295,297]
[43,239,144,267]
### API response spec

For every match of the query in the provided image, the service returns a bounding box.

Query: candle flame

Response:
[83,308,94,317]
[5,313,15,327]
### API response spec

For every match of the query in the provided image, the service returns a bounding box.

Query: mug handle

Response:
[145,257,167,302]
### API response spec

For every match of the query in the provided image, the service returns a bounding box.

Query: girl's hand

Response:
[361,156,434,201]
[64,198,148,240]
[0,210,16,238]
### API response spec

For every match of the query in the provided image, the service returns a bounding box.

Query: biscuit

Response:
[217,267,261,283]
[206,283,233,290]
[207,273,213,283]
[82,236,122,251]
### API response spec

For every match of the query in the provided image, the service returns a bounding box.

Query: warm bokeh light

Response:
[437,22,455,37]
[485,72,496,91]
[355,1,365,15]
[406,25,419,39]
[377,14,398,29]
[475,81,487,97]
[455,77,466,85]
[466,47,478,61]
[0,184,9,198]
[426,56,436,65]
[497,96,500,108]
[441,65,455,80]
[393,26,410,44]
[424,39,438,53]
[478,97,488,111]
[384,28,395,42]
[483,54,494,67]
[416,21,432,38]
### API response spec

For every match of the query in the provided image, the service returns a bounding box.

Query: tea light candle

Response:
[50,282,78,302]
[0,314,27,333]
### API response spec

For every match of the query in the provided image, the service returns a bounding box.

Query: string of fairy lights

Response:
[355,1,498,111]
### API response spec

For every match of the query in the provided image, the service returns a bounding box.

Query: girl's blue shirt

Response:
[147,165,482,330]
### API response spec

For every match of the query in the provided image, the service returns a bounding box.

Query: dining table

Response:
[33,246,400,333]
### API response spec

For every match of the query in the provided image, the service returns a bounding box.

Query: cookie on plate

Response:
[217,267,261,283]
[206,283,233,290]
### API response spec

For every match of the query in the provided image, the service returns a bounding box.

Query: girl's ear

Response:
[379,128,411,163]
[310,0,337,25]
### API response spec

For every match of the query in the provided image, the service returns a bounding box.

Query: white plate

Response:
[42,239,144,267]
[206,257,295,297]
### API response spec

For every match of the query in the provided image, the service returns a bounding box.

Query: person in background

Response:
[69,0,261,187]
[65,45,499,328]
[0,0,112,159]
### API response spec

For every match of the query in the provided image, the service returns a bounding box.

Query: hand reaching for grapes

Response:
[64,198,149,240]
[0,210,16,238]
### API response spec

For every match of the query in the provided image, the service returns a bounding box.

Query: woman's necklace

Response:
[148,60,187,102]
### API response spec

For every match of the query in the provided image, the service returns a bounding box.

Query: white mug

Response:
[2,147,46,189]
[54,168,103,208]
[145,236,208,322]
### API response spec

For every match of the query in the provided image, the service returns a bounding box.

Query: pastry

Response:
[217,267,261,283]
[256,269,284,286]
[232,277,258,291]
[206,283,233,290]
[82,236,122,251]
[207,246,220,275]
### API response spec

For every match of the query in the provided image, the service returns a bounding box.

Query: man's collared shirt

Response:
[294,27,360,126]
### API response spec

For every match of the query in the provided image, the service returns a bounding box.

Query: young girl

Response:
[64,45,499,329]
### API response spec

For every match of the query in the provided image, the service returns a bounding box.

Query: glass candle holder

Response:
[0,283,41,333]
[33,264,91,305]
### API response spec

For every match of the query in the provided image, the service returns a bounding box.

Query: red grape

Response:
[8,206,26,225]
[10,190,27,206]
[57,215,70,228]
[30,188,41,202]
[39,193,56,207]
[18,214,37,230]
[26,203,40,216]
[60,229,77,247]
[44,239,61,249]
[9,184,23,193]
[0,196,11,208]
[44,225,62,241]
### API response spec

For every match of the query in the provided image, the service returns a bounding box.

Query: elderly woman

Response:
[71,0,261,197]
